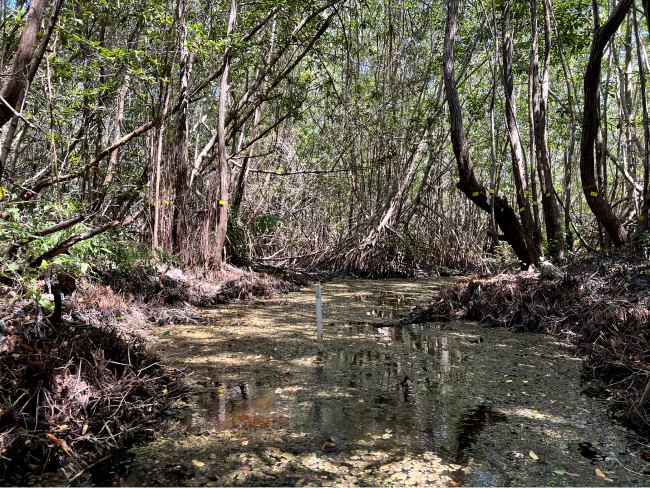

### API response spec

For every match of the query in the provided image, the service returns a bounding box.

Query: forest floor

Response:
[2,250,650,487]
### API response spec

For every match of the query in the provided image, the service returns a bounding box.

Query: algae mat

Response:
[95,278,650,486]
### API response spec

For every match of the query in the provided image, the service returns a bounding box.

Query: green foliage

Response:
[250,215,285,237]
[227,210,249,263]
[639,231,650,249]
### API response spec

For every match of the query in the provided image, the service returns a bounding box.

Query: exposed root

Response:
[418,253,650,436]
[0,311,187,485]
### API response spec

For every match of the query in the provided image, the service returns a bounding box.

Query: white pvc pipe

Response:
[315,283,323,354]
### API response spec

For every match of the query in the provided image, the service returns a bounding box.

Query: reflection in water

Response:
[568,440,604,463]
[177,323,496,471]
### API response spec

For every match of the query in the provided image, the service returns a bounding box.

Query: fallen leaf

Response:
[550,400,556,404]
[566,472,580,477]
[238,466,251,471]
[522,392,531,396]
[506,379,514,383]
[529,451,539,460]
[17,427,26,434]
[18,343,34,352]
[46,434,71,456]
[359,399,364,402]
[192,460,205,467]
[82,424,88,435]
[209,453,217,459]
[554,470,566,475]
[522,380,528,383]
[274,437,283,442]
[596,468,612,481]
[242,441,249,446]
[323,442,336,449]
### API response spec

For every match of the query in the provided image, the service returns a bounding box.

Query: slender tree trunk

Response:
[580,0,632,246]
[153,80,172,250]
[214,0,238,268]
[502,0,533,241]
[532,0,565,260]
[443,0,539,269]
[232,20,276,209]
[92,75,130,212]
[527,34,544,256]
[634,6,650,233]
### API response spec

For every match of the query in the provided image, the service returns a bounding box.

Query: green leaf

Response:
[554,470,566,476]
[163,330,171,336]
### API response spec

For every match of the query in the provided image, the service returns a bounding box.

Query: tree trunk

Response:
[214,0,238,268]
[171,0,191,254]
[638,3,650,233]
[580,0,632,246]
[531,0,565,261]
[502,0,534,242]
[0,0,47,128]
[152,78,172,250]
[443,0,539,269]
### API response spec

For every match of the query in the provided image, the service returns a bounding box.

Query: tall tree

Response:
[171,0,191,254]
[580,0,633,246]
[443,0,539,269]
[502,0,534,244]
[531,0,565,260]
[214,0,238,267]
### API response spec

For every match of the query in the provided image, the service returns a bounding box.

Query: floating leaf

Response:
[596,468,613,481]
[529,451,539,460]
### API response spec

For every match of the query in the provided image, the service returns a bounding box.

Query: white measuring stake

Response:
[315,283,323,353]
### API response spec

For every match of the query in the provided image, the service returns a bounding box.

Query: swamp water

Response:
[93,278,650,486]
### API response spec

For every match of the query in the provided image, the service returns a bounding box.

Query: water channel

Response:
[91,278,650,486]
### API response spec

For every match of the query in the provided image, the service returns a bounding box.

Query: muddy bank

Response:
[83,278,650,487]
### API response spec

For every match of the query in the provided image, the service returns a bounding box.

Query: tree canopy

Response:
[0,0,649,276]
